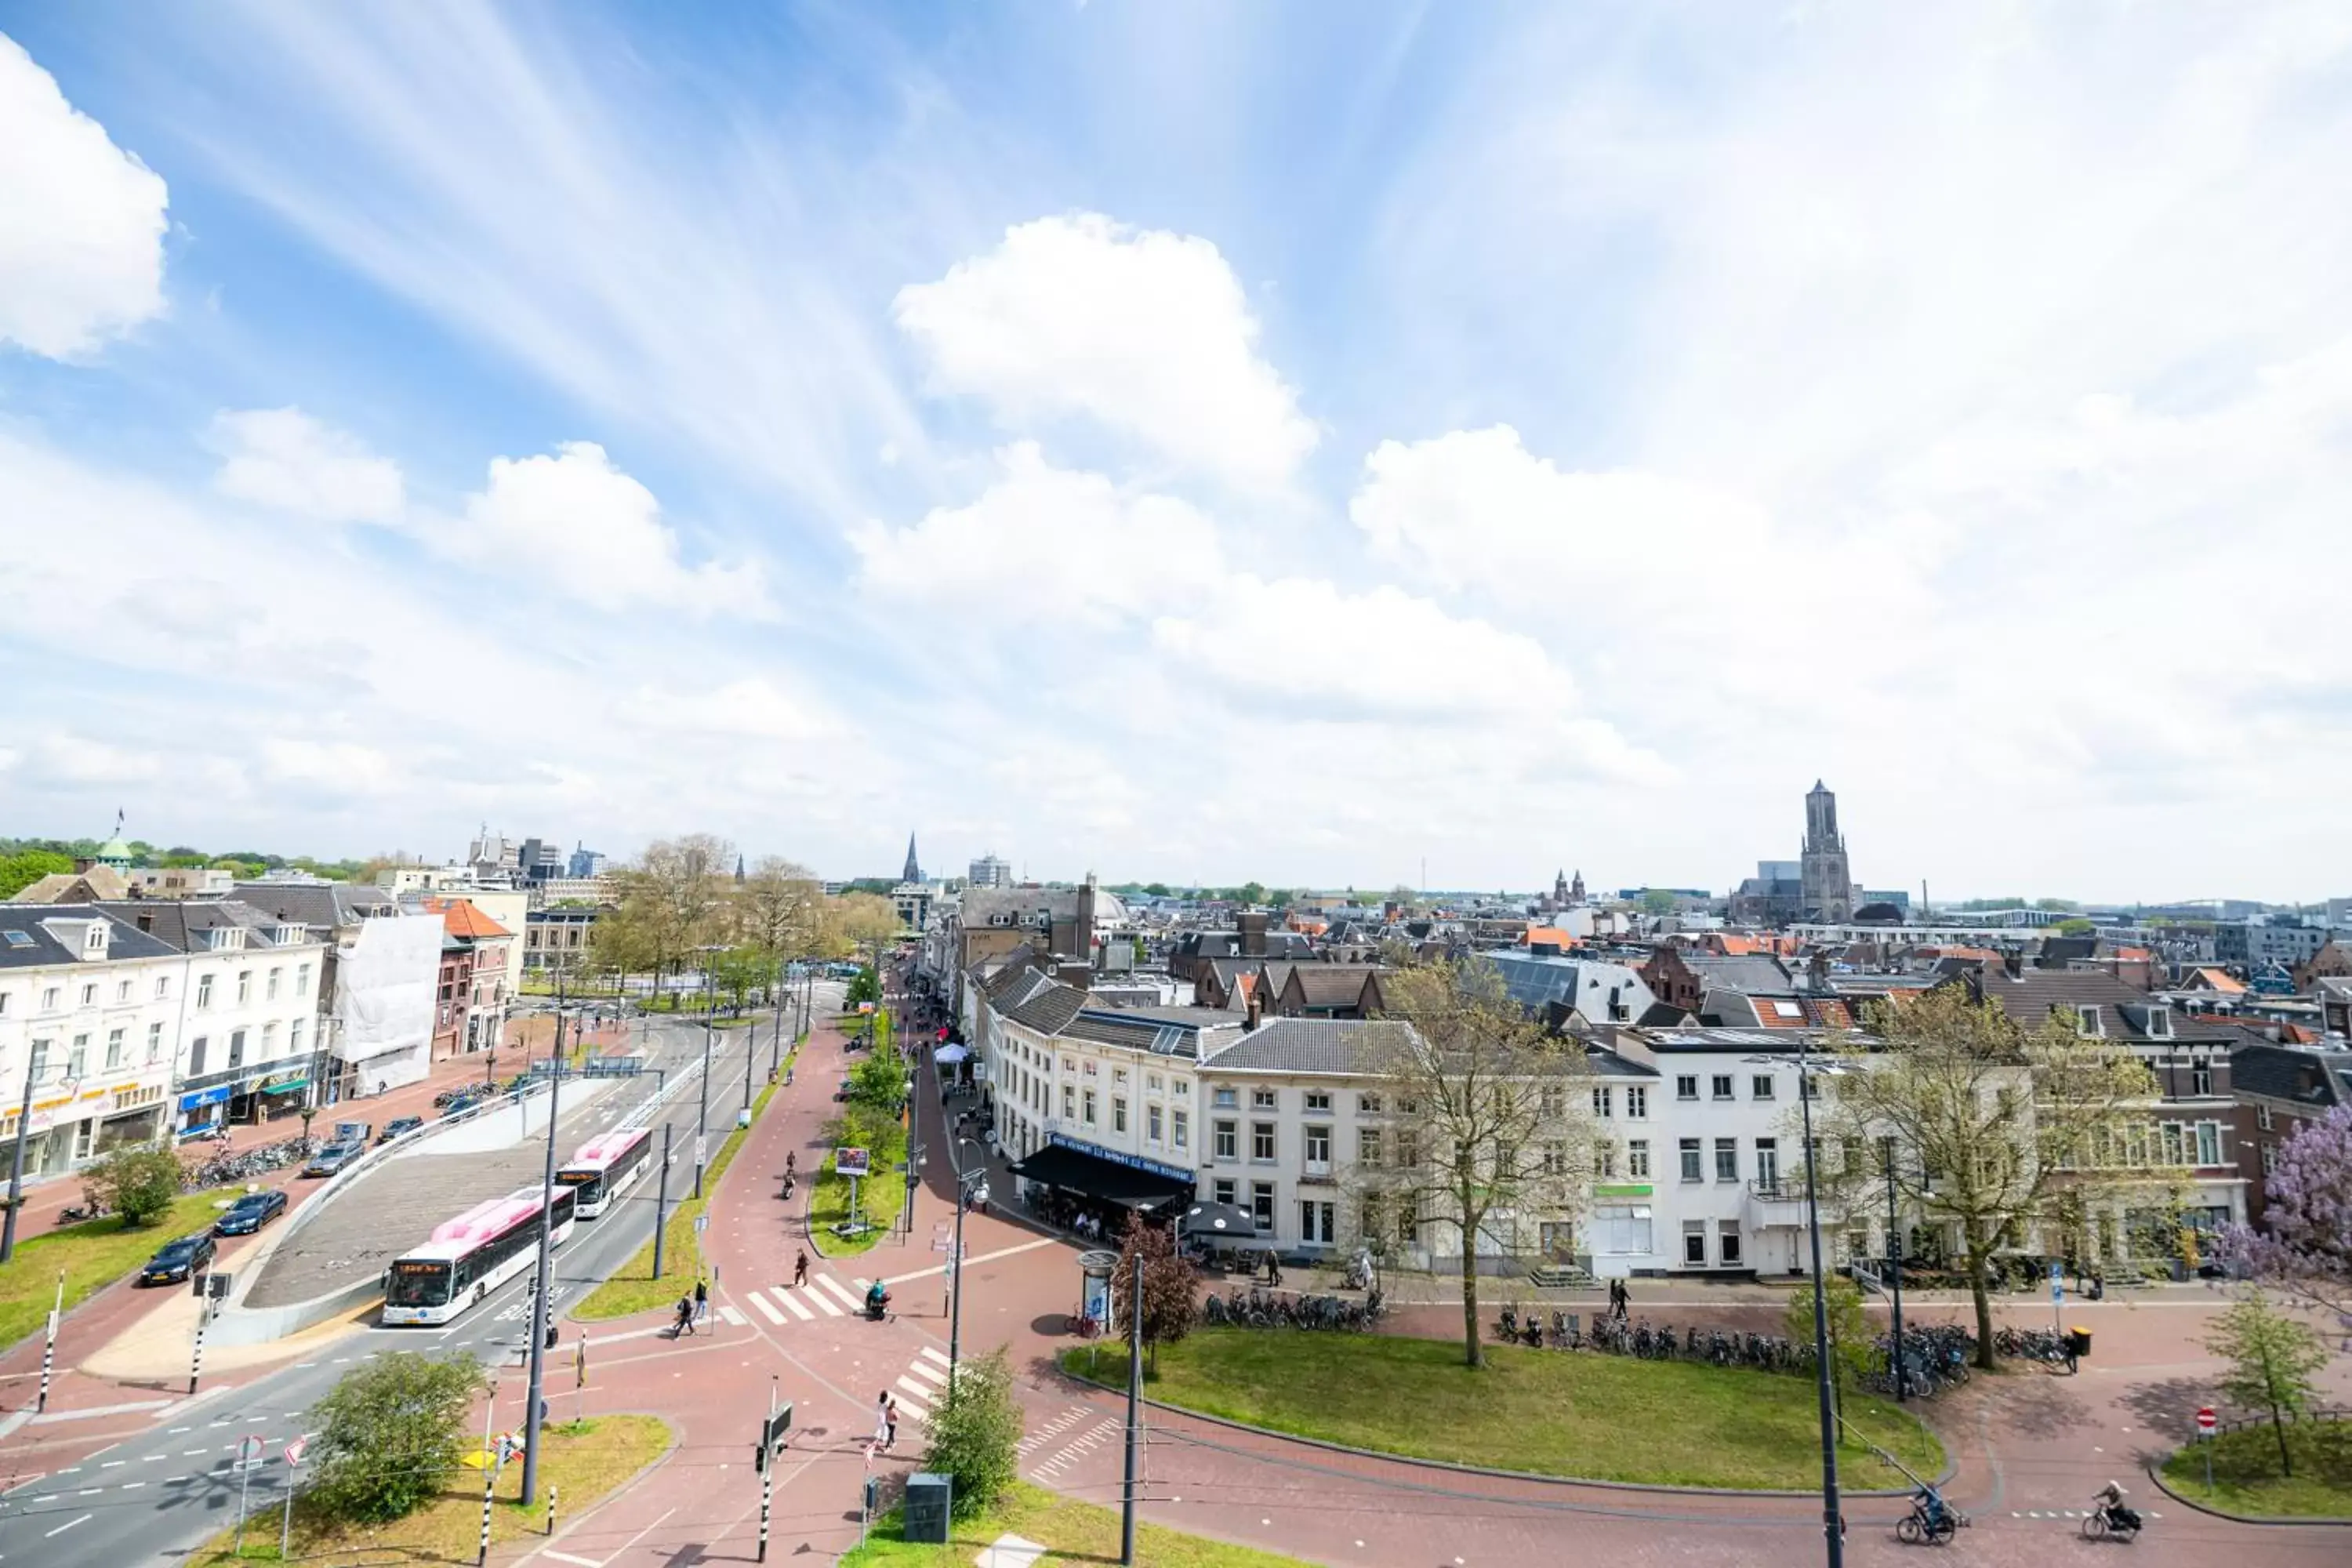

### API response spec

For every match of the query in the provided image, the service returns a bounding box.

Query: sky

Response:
[2,2,2350,902]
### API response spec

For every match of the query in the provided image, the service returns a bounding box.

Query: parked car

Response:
[213,1189,289,1236]
[376,1116,423,1145]
[503,1074,533,1096]
[440,1092,482,1117]
[139,1231,217,1285]
[301,1141,364,1178]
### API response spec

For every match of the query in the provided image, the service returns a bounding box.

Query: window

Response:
[263,1021,280,1057]
[2074,1004,2103,1036]
[188,1036,207,1076]
[1592,1085,1613,1118]
[1112,1097,1127,1134]
[1213,1087,1238,1109]
[1252,1087,1277,1109]
[154,975,169,1000]
[1251,1181,1276,1232]
[1711,1074,1734,1101]
[1715,1138,1738,1182]
[1751,1073,1775,1101]
[41,986,60,1011]
[296,963,314,998]
[1396,1202,1418,1246]
[146,1022,164,1063]
[68,1033,89,1076]
[2147,1005,2172,1038]
[236,971,252,1005]
[1396,1130,1419,1167]
[28,1039,53,1083]
[115,980,132,1004]
[1062,1084,1075,1120]
[2256,1104,2274,1131]
[196,975,213,1010]
[2259,1142,2278,1176]
[1592,1205,1653,1256]
[1581,1143,1605,1178]
[1146,1073,1161,1091]
[1675,1074,1698,1101]
[1146,1104,1163,1142]
[1755,1138,1779,1190]
[2160,1123,2185,1167]
[267,968,282,1001]
[1252,1123,1276,1162]
[289,1018,305,1054]
[2190,1062,2212,1097]
[1357,1092,1382,1115]
[105,1027,125,1070]
[1305,1125,1331,1169]
[80,982,97,1007]
[228,1029,246,1069]
[1214,1178,1236,1207]
[2195,1121,2221,1167]
[1082,1090,1098,1125]
[1304,1091,1330,1112]
[1172,1109,1189,1150]
[1359,1127,1382,1167]
[1627,1139,1650,1178]
[1113,1068,1127,1086]
[1174,1079,1190,1097]
[0,993,9,1018]
[1679,1138,1702,1182]
[1625,1084,1647,1119]
[1682,1221,1707,1265]
[1215,1120,1238,1159]
[1718,1221,1742,1265]
[1300,1200,1336,1244]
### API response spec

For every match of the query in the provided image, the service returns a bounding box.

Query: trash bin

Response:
[2067,1327,2092,1361]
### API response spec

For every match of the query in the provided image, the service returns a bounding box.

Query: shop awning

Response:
[1007,1142,1194,1210]
[260,1078,310,1095]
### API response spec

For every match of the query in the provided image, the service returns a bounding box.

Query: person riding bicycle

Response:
[1911,1483,1954,1533]
[865,1279,892,1320]
[2093,1479,2140,1533]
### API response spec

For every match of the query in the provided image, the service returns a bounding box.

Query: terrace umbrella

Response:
[1178,1200,1257,1237]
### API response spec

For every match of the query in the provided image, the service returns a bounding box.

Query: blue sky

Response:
[4,3,2350,900]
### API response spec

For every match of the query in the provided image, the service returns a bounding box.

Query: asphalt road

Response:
[0,994,825,1567]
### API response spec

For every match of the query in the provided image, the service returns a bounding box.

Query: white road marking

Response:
[543,1552,604,1567]
[717,1305,746,1327]
[745,1290,786,1325]
[892,1378,933,1412]
[804,1284,844,1318]
[44,1514,91,1537]
[775,1287,815,1321]
[815,1275,863,1312]
[916,1345,950,1370]
[904,1359,945,1388]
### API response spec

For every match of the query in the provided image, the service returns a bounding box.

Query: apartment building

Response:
[0,908,187,1174]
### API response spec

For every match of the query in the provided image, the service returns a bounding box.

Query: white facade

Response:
[168,919,331,1132]
[0,913,186,1174]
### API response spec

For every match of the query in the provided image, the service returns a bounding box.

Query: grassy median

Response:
[2161,1421,2352,1518]
[808,1130,907,1258]
[572,1063,789,1321]
[1064,1327,1945,1490]
[191,1414,670,1564]
[0,1187,244,1350]
[843,1480,1312,1566]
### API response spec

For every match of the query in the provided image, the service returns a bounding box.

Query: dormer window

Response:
[83,924,105,953]
[2074,1005,2103,1036]
[2146,1006,2171,1039]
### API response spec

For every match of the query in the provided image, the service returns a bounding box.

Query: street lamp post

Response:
[1752,1041,1845,1566]
[521,980,567,1504]
[1882,1138,1907,1403]
[695,957,717,1198]
[947,1148,985,1399]
[4,1056,73,1265]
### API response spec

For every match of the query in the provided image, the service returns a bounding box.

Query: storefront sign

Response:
[1046,1132,1193,1185]
[180,1085,234,1112]
[1593,1183,1655,1198]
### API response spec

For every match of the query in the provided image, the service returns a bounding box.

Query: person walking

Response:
[874,1391,892,1453]
[674,1294,695,1338]
[794,1248,811,1288]
[884,1394,899,1451]
[694,1277,710,1327]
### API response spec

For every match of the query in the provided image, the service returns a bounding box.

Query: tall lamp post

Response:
[946,1149,985,1398]
[1882,1137,1907,1403]
[694,953,718,1198]
[1751,1042,1846,1567]
[521,982,567,1504]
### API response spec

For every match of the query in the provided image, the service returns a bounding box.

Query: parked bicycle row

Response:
[1204,1286,1387,1332]
[187,1134,314,1187]
[1486,1308,1996,1399]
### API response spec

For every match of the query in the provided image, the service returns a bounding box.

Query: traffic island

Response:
[2157,1421,2352,1520]
[0,1187,247,1351]
[844,1480,1314,1566]
[187,1413,670,1564]
[1062,1327,1945,1491]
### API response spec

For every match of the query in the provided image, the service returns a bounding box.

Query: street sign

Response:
[835,1146,872,1178]
[695,1134,708,1167]
[239,1433,267,1468]
[2049,1261,2063,1305]
[283,1436,308,1466]
[694,1214,710,1234]
[2197,1406,2217,1436]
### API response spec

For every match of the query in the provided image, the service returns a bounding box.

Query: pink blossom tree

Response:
[2221,1104,2352,1319]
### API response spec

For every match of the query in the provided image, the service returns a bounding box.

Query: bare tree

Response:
[1812,986,2171,1369]
[738,856,822,981]
[1360,958,1595,1368]
[818,891,901,960]
[608,834,735,985]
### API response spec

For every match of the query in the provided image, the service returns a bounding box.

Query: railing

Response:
[2211,1406,2347,1439]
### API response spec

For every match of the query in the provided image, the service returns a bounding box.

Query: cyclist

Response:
[2093,1479,2140,1534]
[1911,1482,1954,1534]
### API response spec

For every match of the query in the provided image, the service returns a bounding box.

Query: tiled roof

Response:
[91,899,312,953]
[233,880,401,929]
[1946,967,2245,1044]
[1001,980,1087,1036]
[2187,967,2246,994]
[1203,1018,1417,1076]
[1286,964,1387,1007]
[1681,953,1796,993]
[1526,927,1578,948]
[0,906,182,968]
[424,898,513,940]
[2230,1043,2352,1108]
[8,866,132,903]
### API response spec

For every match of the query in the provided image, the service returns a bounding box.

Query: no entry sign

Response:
[2196,1406,2217,1435]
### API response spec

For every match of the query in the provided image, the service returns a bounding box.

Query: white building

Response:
[0,909,189,1175]
[234,881,442,1096]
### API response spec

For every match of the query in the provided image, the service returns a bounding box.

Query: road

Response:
[0,999,805,1567]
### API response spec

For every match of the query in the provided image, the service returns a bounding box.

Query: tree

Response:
[844,965,882,1008]
[1813,986,2170,1369]
[1232,881,1268,907]
[737,856,820,978]
[1639,888,1678,917]
[1359,958,1594,1367]
[2054,917,2096,937]
[818,891,900,960]
[710,945,769,1014]
[1112,1215,1199,1373]
[307,1352,485,1523]
[2220,1104,2352,1319]
[1142,883,1171,898]
[1784,1272,1871,1411]
[2205,1290,2329,1476]
[0,849,71,898]
[847,1047,907,1114]
[920,1346,1024,1519]
[82,1146,186,1227]
[608,834,735,985]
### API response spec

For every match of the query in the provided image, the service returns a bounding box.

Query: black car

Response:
[140,1232,217,1285]
[376,1116,424,1145]
[213,1189,289,1236]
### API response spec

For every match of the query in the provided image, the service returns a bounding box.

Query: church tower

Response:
[1799,782,1853,921]
[901,832,923,884]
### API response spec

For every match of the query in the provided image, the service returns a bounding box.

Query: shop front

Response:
[1007,1134,1196,1240]
[176,1082,234,1138]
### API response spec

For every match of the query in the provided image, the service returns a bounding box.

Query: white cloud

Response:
[0,34,169,359]
[895,213,1316,489]
[209,408,406,523]
[848,441,1225,626]
[444,441,771,616]
[259,739,400,796]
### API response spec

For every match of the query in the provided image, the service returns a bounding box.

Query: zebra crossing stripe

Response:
[746,1291,786,1325]
[892,1377,933,1412]
[804,1285,844,1318]
[916,1345,950,1369]
[904,1359,946,1387]
[815,1275,864,1312]
[774,1287,815,1320]
[718,1305,746,1327]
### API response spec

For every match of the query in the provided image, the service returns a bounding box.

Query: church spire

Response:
[902,832,922,884]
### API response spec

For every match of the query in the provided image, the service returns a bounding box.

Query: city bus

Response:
[555,1127,654,1218]
[382,1184,578,1326]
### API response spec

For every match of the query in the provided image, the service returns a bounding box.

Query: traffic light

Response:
[753,1402,793,1471]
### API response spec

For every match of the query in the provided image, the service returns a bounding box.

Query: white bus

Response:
[556,1127,654,1218]
[383,1184,578,1326]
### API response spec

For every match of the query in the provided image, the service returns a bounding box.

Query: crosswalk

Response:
[1025,1404,1120,1483]
[888,1345,952,1421]
[733,1270,865,1326]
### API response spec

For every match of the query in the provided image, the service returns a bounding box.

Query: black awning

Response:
[1007,1143,1193,1209]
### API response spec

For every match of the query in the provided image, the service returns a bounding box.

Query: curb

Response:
[1052,1360,1951,1499]
[2145,1457,2352,1528]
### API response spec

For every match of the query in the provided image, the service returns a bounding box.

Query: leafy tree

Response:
[1639,888,1678,917]
[607,834,735,985]
[0,849,72,898]
[2205,1290,2330,1476]
[844,965,882,1007]
[1112,1215,1199,1372]
[1359,958,1594,1367]
[920,1346,1023,1519]
[736,856,820,978]
[1783,1272,1871,1410]
[710,945,770,1013]
[1267,887,1295,909]
[2054,917,2096,937]
[1233,881,1267,906]
[820,891,901,959]
[847,1046,907,1113]
[307,1353,485,1524]
[2034,898,2082,913]
[2221,1104,2352,1319]
[82,1146,187,1227]
[1813,986,2171,1368]
[1142,883,1171,898]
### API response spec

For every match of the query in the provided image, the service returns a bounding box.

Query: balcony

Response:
[1745,1176,1839,1227]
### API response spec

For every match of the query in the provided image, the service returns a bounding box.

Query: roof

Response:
[1203,1018,1417,1075]
[7,866,134,903]
[1525,927,1579,949]
[90,899,316,954]
[2187,967,2247,994]
[1679,953,1796,993]
[0,906,182,969]
[1058,1006,1238,1059]
[2229,1043,2352,1108]
[1283,964,1388,1007]
[1000,978,1087,1036]
[425,898,513,941]
[1946,966,2246,1044]
[233,880,401,930]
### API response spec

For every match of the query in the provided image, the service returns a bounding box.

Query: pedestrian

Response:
[1266,1251,1283,1287]
[675,1294,695,1338]
[874,1391,891,1451]
[694,1277,710,1325]
[794,1249,811,1288]
[884,1395,899,1450]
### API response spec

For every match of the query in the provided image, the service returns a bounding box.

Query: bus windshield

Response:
[387,1261,452,1308]
[556,1169,602,1204]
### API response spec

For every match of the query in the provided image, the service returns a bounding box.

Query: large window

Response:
[1627,1139,1650,1178]
[1592,1085,1613,1118]
[1714,1138,1738,1182]
[1358,1128,1382,1167]
[1718,1222,1743,1265]
[1251,1123,1276,1162]
[1591,1206,1653,1255]
[1251,1181,1276,1232]
[1675,1074,1698,1101]
[1112,1097,1127,1134]
[1304,1125,1331,1169]
[1682,1220,1707,1265]
[1214,1120,1237,1160]
[1146,1104,1163,1143]
[1711,1074,1735,1101]
[1625,1085,1647,1119]
[1679,1138,1702,1182]
[1172,1109,1189,1151]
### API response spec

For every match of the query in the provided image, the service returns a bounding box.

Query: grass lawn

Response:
[811,1127,907,1258]
[2161,1421,2352,1518]
[573,1071,787,1319]
[842,1480,1312,1567]
[189,1414,670,1564]
[0,1187,244,1350]
[1064,1328,1945,1491]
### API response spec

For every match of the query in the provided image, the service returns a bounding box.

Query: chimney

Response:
[1237,911,1269,958]
[2002,950,2024,980]
[1076,872,1098,957]
[1245,988,1265,1032]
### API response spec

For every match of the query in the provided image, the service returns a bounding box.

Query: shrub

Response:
[307,1352,485,1524]
[920,1347,1023,1519]
[82,1145,187,1227]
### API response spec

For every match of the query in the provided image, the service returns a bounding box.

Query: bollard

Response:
[549,1483,559,1537]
